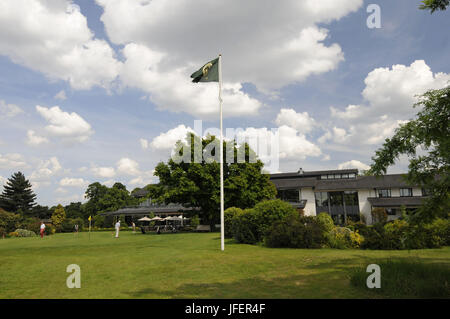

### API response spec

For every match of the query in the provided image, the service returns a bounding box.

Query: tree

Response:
[0,172,36,215]
[30,205,52,219]
[150,133,277,228]
[369,86,450,222]
[64,202,84,219]
[84,182,138,217]
[51,204,66,229]
[419,0,449,13]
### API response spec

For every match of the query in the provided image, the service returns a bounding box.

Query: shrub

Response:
[231,209,259,244]
[371,208,387,224]
[190,215,200,228]
[382,219,409,249]
[0,209,21,233]
[426,218,450,247]
[252,199,297,239]
[61,219,76,233]
[316,212,334,233]
[360,224,385,250]
[327,227,363,249]
[44,224,56,235]
[14,229,37,237]
[265,215,327,248]
[93,215,105,228]
[224,207,244,238]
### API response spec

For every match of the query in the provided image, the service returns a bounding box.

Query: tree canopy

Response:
[419,0,449,13]
[369,86,450,222]
[84,182,138,217]
[150,133,277,227]
[0,172,36,215]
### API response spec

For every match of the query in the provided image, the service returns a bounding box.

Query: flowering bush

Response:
[14,229,36,237]
[327,227,363,249]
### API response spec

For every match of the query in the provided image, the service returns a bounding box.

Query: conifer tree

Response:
[0,172,36,215]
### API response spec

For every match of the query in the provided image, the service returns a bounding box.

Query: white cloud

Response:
[92,0,363,117]
[0,153,28,169]
[26,130,49,146]
[150,124,194,150]
[59,177,89,188]
[103,179,115,187]
[30,157,62,181]
[120,43,261,118]
[54,90,67,100]
[275,108,316,134]
[0,99,23,118]
[36,105,93,143]
[325,60,450,146]
[91,166,116,178]
[338,160,370,171]
[98,0,361,92]
[128,173,156,187]
[78,166,88,173]
[116,158,140,176]
[0,0,122,90]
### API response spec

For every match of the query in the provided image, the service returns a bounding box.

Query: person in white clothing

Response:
[115,220,120,238]
[40,222,46,238]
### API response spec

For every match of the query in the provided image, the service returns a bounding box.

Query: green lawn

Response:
[0,231,448,299]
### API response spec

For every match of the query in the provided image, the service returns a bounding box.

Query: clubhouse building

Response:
[103,168,428,227]
[270,168,428,225]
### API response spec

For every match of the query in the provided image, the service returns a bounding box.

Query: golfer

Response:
[115,220,121,238]
[40,222,45,238]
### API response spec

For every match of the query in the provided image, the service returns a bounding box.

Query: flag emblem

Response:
[191,57,219,83]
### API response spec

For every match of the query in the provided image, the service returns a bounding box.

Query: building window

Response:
[277,189,299,202]
[348,173,356,178]
[314,192,329,209]
[400,188,413,197]
[422,188,432,196]
[386,208,397,215]
[341,173,349,179]
[377,189,391,198]
[327,174,334,179]
[321,175,328,180]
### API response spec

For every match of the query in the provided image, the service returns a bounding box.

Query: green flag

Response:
[190,57,219,83]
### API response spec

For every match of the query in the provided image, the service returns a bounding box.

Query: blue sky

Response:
[0,0,449,206]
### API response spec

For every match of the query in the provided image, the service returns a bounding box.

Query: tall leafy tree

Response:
[84,182,138,217]
[64,202,84,219]
[151,133,277,227]
[369,86,450,222]
[51,204,66,228]
[419,0,449,13]
[0,172,36,215]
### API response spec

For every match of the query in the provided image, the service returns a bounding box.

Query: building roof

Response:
[367,196,426,207]
[270,169,358,180]
[270,172,417,190]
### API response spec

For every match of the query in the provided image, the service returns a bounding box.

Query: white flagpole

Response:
[218,54,224,251]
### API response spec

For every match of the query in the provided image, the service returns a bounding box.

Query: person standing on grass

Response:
[115,220,120,238]
[132,221,136,233]
[40,222,45,238]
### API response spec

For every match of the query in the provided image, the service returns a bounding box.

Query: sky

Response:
[0,0,449,207]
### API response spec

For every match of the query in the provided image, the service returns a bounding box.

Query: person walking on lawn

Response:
[40,222,45,238]
[115,220,121,238]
